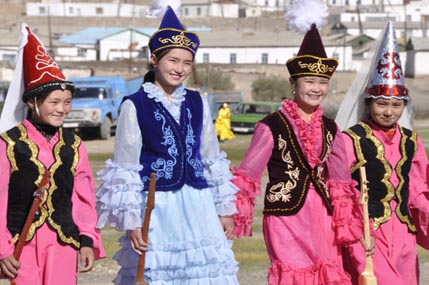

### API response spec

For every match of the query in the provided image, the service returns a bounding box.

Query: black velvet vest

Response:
[344,121,417,232]
[261,111,337,216]
[1,123,81,248]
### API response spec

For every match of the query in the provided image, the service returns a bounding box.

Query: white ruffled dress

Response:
[97,83,239,285]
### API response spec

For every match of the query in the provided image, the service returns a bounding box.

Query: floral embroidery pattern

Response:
[185,108,205,177]
[266,135,300,203]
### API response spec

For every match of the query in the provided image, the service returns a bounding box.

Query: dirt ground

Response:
[82,133,429,285]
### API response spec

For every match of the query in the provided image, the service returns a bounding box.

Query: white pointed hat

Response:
[335,21,413,130]
[366,21,408,100]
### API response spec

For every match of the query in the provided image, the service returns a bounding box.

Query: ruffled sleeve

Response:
[408,136,429,249]
[232,122,273,237]
[72,141,106,259]
[327,131,364,245]
[0,139,14,260]
[199,94,238,217]
[96,100,145,231]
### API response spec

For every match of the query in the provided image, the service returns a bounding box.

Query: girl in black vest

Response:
[231,1,365,284]
[0,24,104,285]
[339,21,429,285]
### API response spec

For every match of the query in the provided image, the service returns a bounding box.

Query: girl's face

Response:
[28,89,73,127]
[152,48,194,95]
[368,97,405,130]
[291,76,330,113]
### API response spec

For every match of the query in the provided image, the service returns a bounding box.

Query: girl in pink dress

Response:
[0,24,104,285]
[232,1,364,284]
[340,21,429,285]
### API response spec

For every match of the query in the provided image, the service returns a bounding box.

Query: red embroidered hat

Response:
[22,25,74,102]
[366,21,408,99]
[285,0,338,79]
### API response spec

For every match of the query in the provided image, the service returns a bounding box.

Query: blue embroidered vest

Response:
[125,88,208,191]
[344,121,417,232]
[1,124,81,249]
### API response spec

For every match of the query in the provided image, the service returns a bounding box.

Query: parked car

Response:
[203,88,243,121]
[231,101,281,133]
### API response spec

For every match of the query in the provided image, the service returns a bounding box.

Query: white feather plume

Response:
[286,0,329,34]
[151,0,182,18]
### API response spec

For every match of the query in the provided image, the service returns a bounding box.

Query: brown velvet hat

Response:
[285,0,338,79]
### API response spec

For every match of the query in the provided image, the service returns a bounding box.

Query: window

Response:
[230,53,237,64]
[197,7,201,16]
[77,48,87,57]
[2,54,16,62]
[96,7,104,15]
[68,7,74,14]
[184,8,189,16]
[261,53,268,64]
[39,6,47,15]
[203,53,210,63]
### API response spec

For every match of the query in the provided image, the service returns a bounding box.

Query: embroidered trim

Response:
[298,58,336,75]
[47,128,80,248]
[158,30,198,49]
[394,128,417,232]
[264,116,310,213]
[185,108,205,177]
[143,109,178,182]
[0,132,18,172]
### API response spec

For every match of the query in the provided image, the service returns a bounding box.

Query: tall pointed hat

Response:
[0,23,74,133]
[366,21,408,99]
[149,6,199,57]
[22,25,74,102]
[335,21,412,130]
[285,0,338,79]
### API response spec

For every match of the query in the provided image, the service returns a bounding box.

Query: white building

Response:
[59,27,151,61]
[27,2,149,17]
[195,29,353,71]
[405,36,429,76]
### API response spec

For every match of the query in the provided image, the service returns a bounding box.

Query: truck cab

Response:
[63,76,142,139]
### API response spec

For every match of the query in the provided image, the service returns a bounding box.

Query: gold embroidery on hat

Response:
[158,31,197,49]
[298,58,335,74]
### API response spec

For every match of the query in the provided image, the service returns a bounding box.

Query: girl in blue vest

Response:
[96,6,239,285]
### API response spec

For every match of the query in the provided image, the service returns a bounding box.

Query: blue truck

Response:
[63,76,143,139]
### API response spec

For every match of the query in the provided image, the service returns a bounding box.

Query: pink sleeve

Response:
[408,137,429,249]
[72,142,106,259]
[232,122,273,237]
[0,139,14,259]
[326,131,364,245]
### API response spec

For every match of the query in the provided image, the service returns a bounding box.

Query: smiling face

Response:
[27,89,73,127]
[291,76,330,114]
[152,48,194,95]
[368,97,405,131]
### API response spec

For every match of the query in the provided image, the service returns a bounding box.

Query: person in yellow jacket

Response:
[215,103,235,142]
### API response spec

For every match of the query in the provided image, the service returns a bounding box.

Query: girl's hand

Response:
[0,255,20,279]
[219,215,235,240]
[129,228,149,255]
[79,247,95,272]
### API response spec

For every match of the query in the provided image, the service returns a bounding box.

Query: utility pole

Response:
[356,1,363,35]
[48,6,54,59]
[404,0,409,44]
